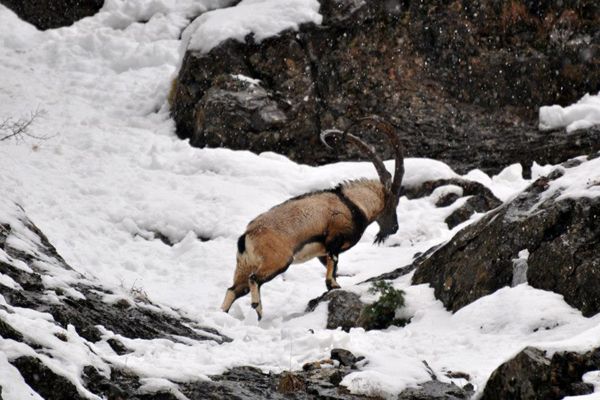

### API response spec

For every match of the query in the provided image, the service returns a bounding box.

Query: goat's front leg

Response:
[248,273,263,320]
[325,254,341,291]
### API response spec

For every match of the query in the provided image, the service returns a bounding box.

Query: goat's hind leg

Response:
[221,288,236,313]
[248,273,263,320]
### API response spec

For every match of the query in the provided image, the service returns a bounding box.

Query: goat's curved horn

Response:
[321,128,392,189]
[357,116,404,197]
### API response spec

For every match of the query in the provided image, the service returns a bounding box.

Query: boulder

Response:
[172,0,600,174]
[481,346,600,400]
[412,156,600,316]
[0,0,104,30]
[397,380,473,400]
[306,283,408,331]
[306,290,366,331]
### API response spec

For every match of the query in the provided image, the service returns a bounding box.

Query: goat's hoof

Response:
[251,302,260,309]
[326,281,341,291]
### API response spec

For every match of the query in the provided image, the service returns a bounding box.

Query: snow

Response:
[539,92,600,132]
[511,249,529,287]
[1,1,600,399]
[183,0,322,54]
[544,157,600,201]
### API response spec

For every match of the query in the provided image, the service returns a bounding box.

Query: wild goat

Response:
[221,116,404,320]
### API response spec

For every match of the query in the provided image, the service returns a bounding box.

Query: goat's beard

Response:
[374,223,398,244]
[374,231,389,244]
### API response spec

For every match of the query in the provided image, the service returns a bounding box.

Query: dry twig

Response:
[0,109,53,142]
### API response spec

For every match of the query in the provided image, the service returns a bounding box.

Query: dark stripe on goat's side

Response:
[237,234,246,253]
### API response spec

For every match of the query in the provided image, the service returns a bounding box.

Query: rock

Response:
[403,178,503,228]
[444,194,500,229]
[0,315,23,342]
[0,0,104,30]
[402,179,497,201]
[191,74,288,151]
[481,346,600,400]
[397,380,473,400]
[172,0,600,174]
[181,364,371,399]
[307,290,366,331]
[306,284,408,331]
[435,193,461,208]
[366,263,416,282]
[11,356,86,400]
[413,158,600,316]
[107,338,130,355]
[331,348,361,367]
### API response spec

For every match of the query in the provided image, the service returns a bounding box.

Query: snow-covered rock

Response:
[413,154,600,316]
[482,346,600,399]
[0,199,228,399]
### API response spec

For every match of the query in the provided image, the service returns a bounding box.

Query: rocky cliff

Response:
[0,0,104,30]
[172,0,600,174]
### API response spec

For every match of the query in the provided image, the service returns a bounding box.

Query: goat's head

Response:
[321,116,404,244]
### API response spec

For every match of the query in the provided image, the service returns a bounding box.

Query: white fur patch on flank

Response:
[292,242,326,264]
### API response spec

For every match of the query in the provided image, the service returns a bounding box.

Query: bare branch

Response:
[0,109,54,143]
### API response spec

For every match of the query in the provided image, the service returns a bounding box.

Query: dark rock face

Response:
[172,0,600,174]
[412,159,600,316]
[0,0,104,30]
[481,346,600,400]
[191,74,289,152]
[11,357,85,400]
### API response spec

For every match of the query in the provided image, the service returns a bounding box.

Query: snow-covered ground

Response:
[1,2,600,399]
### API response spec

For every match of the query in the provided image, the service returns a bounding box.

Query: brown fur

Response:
[221,180,386,318]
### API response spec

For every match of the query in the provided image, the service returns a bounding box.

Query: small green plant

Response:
[361,280,406,330]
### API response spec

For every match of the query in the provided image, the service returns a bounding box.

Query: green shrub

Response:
[360,280,407,330]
